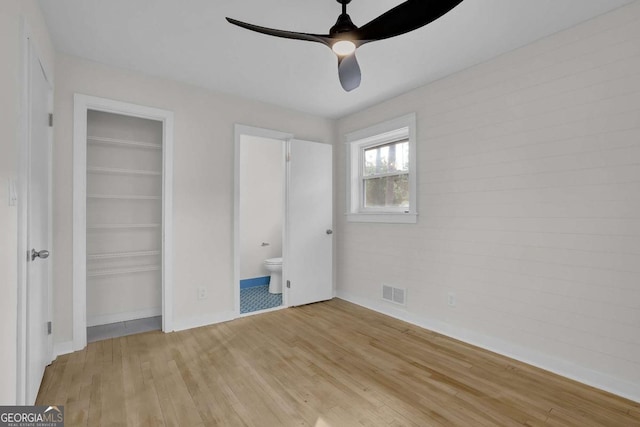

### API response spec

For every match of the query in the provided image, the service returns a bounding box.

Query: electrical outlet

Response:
[447,292,456,307]
[197,287,207,300]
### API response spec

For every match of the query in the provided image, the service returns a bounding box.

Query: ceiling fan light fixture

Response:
[332,40,356,56]
[226,0,465,91]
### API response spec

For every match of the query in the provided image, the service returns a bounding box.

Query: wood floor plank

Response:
[37,299,640,426]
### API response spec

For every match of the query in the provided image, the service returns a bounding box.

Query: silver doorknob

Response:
[31,249,50,261]
[326,229,333,235]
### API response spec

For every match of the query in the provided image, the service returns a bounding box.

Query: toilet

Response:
[263,257,283,294]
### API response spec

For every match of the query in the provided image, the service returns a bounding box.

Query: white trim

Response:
[73,94,174,352]
[16,16,30,408]
[53,341,73,358]
[345,114,415,144]
[72,96,87,351]
[162,107,175,335]
[347,127,410,148]
[345,113,417,224]
[233,125,293,318]
[173,311,236,332]
[237,305,286,318]
[87,308,162,327]
[346,212,418,223]
[336,291,640,404]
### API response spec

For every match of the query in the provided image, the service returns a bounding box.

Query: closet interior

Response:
[85,110,163,341]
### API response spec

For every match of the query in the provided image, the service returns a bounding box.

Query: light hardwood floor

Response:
[37,299,639,426]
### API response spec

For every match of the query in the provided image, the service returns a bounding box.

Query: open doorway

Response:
[84,110,164,342]
[233,125,334,318]
[238,135,286,314]
[234,126,291,316]
[73,95,174,351]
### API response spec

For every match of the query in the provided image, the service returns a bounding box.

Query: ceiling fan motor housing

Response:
[331,0,357,35]
[330,13,357,35]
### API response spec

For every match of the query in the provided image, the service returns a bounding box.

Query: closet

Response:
[85,110,163,329]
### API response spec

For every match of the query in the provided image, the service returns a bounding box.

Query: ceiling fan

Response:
[226,0,464,92]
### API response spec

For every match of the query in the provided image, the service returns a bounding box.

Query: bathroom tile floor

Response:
[241,285,282,314]
[87,316,162,343]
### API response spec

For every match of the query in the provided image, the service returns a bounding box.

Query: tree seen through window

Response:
[363,140,409,208]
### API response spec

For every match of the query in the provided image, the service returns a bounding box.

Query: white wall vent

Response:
[382,285,407,306]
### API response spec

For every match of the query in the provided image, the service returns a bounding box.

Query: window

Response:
[346,113,417,223]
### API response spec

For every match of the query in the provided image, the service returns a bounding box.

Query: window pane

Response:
[364,140,409,176]
[364,174,409,208]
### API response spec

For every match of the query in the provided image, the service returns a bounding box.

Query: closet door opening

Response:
[73,94,174,350]
[86,110,163,342]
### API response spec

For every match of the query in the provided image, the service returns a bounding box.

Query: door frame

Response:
[233,124,292,317]
[72,94,174,351]
[16,18,54,405]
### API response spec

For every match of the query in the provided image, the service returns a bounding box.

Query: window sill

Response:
[346,212,418,224]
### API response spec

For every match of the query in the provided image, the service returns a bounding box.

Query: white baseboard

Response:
[173,310,235,332]
[336,291,640,404]
[53,341,74,358]
[87,307,161,327]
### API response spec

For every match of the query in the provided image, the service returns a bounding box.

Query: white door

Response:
[26,42,53,404]
[286,140,333,306]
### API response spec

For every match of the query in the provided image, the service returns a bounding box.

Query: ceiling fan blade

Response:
[338,53,361,92]
[355,0,464,43]
[226,18,331,47]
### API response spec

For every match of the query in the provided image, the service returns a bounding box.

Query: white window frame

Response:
[346,113,417,223]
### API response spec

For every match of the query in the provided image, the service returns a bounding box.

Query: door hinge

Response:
[47,321,52,335]
[286,152,291,162]
[286,280,291,289]
[48,113,53,127]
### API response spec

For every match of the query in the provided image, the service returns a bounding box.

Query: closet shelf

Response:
[87,223,161,230]
[88,136,162,150]
[87,194,161,200]
[87,265,160,277]
[87,250,161,260]
[87,166,161,176]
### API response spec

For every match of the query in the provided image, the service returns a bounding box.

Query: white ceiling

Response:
[38,0,635,118]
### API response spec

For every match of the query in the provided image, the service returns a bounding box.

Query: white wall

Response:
[336,1,640,402]
[52,53,334,337]
[0,0,54,404]
[7,0,636,406]
[239,135,284,280]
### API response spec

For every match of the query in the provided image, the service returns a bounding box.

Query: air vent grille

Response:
[382,285,407,306]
